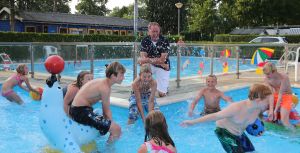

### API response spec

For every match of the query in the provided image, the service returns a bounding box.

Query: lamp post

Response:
[175,2,183,35]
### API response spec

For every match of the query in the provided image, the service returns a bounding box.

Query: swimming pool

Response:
[1,84,299,153]
[32,56,257,85]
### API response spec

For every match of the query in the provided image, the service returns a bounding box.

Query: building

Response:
[0,7,148,36]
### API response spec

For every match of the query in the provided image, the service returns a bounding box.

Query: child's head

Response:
[206,74,217,87]
[144,111,175,147]
[75,71,93,88]
[248,84,272,101]
[263,62,277,78]
[16,64,28,75]
[139,64,152,82]
[105,62,126,78]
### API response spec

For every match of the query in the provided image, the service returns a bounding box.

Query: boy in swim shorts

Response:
[263,62,295,130]
[127,64,159,124]
[69,62,125,143]
[188,75,233,116]
[182,84,273,153]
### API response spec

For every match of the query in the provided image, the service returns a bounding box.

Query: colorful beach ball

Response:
[246,118,264,136]
[29,87,43,101]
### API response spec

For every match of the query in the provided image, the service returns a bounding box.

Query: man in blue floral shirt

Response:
[139,22,171,97]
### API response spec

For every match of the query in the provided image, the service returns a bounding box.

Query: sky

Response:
[69,0,133,14]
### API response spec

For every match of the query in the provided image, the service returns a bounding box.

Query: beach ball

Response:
[44,55,65,74]
[29,87,43,101]
[246,118,264,136]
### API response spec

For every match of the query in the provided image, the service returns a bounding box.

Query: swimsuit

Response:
[273,93,293,112]
[215,127,255,153]
[128,91,159,121]
[144,142,175,153]
[69,105,111,135]
[1,74,24,97]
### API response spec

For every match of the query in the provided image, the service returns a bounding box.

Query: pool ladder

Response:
[0,52,13,70]
[278,47,300,81]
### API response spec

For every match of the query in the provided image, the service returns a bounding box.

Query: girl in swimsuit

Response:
[1,64,39,104]
[138,111,177,153]
[63,71,93,116]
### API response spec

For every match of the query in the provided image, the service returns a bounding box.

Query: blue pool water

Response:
[1,85,300,153]
[32,56,257,85]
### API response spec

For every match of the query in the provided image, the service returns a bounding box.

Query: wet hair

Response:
[144,111,175,147]
[148,22,160,30]
[73,71,91,88]
[16,64,27,75]
[207,74,217,80]
[105,62,126,78]
[263,62,277,74]
[139,64,152,75]
[248,84,272,100]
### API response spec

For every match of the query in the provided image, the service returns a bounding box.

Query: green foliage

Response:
[108,3,147,20]
[0,32,135,42]
[75,0,109,15]
[16,0,71,13]
[145,0,188,35]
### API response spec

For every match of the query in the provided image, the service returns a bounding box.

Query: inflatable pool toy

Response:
[292,94,298,107]
[246,118,264,136]
[29,87,43,101]
[40,75,99,153]
[263,108,300,129]
[40,55,98,153]
[182,59,190,70]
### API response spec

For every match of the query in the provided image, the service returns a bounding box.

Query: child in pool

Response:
[1,64,39,104]
[128,64,159,124]
[181,84,273,153]
[138,111,177,153]
[63,71,93,116]
[69,62,125,143]
[188,75,233,116]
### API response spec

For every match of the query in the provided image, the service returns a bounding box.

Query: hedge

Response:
[214,34,300,43]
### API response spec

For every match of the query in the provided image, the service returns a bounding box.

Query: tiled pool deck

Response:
[1,64,300,107]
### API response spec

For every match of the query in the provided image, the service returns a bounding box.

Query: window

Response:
[69,28,83,34]
[59,28,68,34]
[120,30,127,36]
[262,38,279,43]
[88,29,95,34]
[97,29,105,35]
[127,30,133,36]
[43,26,48,33]
[105,30,112,35]
[113,30,119,35]
[25,26,36,32]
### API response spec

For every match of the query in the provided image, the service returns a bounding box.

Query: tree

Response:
[16,0,70,13]
[108,3,147,20]
[145,0,188,35]
[76,0,108,16]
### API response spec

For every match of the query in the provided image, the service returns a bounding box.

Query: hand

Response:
[268,111,274,121]
[180,120,194,127]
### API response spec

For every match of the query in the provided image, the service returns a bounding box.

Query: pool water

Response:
[32,56,257,85]
[1,85,300,153]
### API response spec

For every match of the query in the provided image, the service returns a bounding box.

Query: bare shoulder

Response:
[137,143,147,153]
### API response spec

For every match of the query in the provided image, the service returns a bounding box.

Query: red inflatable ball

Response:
[44,55,65,74]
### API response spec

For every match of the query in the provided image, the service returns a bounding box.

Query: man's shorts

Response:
[150,65,170,94]
[274,93,293,112]
[69,105,111,135]
[215,127,255,153]
[128,92,159,121]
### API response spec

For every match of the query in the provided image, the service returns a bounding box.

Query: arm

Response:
[220,92,233,104]
[137,144,147,153]
[188,89,204,116]
[132,82,146,122]
[264,80,275,121]
[23,77,39,93]
[139,52,168,65]
[102,90,112,120]
[148,80,157,113]
[182,104,236,126]
[63,85,78,115]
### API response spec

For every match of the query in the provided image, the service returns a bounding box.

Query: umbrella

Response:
[251,48,274,65]
[220,49,231,57]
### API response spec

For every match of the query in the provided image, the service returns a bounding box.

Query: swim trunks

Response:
[215,127,255,153]
[128,92,159,121]
[69,105,111,135]
[200,107,221,116]
[274,93,293,112]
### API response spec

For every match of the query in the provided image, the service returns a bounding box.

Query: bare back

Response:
[265,72,292,94]
[72,78,110,107]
